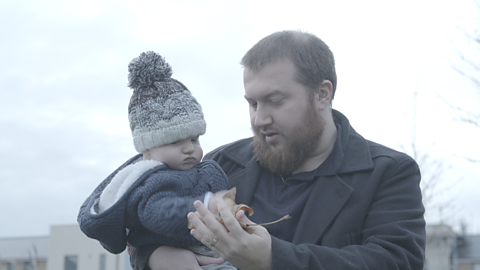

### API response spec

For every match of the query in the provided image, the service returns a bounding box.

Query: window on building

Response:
[99,254,106,270]
[473,263,480,270]
[64,255,78,270]
[7,262,14,270]
[25,261,34,270]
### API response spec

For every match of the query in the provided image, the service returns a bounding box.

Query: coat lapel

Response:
[290,111,373,244]
[228,158,262,205]
[292,175,353,245]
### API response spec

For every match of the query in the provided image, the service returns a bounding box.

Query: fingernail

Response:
[193,200,201,209]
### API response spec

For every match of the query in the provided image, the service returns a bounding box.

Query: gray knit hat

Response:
[127,51,206,153]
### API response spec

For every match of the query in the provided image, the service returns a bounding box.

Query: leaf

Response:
[188,187,254,233]
[188,187,289,234]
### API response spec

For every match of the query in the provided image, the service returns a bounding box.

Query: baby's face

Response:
[145,136,203,170]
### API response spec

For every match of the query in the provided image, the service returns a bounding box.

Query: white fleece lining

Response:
[96,160,163,213]
[203,191,213,210]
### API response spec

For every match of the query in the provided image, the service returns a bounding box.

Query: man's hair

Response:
[241,30,337,99]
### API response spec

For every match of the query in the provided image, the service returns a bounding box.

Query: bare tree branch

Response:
[449,62,480,89]
[400,89,460,222]
[435,92,480,129]
[446,0,480,105]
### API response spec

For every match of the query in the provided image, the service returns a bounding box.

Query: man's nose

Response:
[252,106,273,127]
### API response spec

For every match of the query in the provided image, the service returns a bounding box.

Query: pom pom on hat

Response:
[127,51,206,153]
[127,51,173,89]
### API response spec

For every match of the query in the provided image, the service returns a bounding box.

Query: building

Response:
[0,225,131,270]
[425,224,458,270]
[425,224,480,270]
[4,223,478,270]
[0,235,48,270]
[457,235,480,270]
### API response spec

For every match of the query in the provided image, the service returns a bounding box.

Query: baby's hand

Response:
[208,190,228,214]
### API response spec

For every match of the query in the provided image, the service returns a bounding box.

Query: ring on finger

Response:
[211,237,218,247]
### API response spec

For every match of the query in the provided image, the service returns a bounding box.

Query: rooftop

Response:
[0,235,49,261]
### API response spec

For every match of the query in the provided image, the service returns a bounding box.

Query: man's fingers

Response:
[188,200,229,253]
[187,208,212,245]
[235,209,250,222]
[217,200,247,238]
[234,209,268,235]
[193,200,230,236]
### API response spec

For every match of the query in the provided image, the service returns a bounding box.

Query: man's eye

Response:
[250,102,258,109]
[270,99,283,105]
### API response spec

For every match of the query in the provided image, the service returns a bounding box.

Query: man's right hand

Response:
[148,246,224,270]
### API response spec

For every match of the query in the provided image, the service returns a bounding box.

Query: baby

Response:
[78,52,234,269]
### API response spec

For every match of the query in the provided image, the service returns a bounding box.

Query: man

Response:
[130,30,426,270]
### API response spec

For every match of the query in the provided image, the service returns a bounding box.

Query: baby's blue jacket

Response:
[78,155,229,254]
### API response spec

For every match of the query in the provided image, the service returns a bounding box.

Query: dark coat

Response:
[204,109,426,270]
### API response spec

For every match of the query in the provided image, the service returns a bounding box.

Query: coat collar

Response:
[332,109,374,174]
[218,139,260,204]
[229,158,261,205]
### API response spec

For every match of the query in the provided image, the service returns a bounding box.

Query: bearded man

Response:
[130,30,426,270]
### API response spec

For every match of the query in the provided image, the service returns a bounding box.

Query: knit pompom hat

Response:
[127,51,206,153]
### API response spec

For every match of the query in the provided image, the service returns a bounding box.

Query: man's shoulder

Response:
[366,139,416,166]
[204,137,254,166]
[334,109,416,170]
[196,159,229,175]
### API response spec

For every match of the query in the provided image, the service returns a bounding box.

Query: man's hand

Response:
[207,190,228,214]
[148,246,224,270]
[188,199,272,270]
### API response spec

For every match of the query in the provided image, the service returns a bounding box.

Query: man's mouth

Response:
[262,131,279,143]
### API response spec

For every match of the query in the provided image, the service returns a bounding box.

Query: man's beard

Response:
[252,104,325,177]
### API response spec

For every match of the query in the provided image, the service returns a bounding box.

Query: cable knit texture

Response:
[77,155,229,254]
[127,51,206,153]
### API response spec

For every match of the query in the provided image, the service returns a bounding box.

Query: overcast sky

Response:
[1,0,479,238]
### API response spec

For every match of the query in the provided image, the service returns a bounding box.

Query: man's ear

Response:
[314,80,333,110]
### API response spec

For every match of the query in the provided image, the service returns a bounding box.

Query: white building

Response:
[425,224,480,270]
[425,224,458,270]
[6,223,479,270]
[0,235,48,270]
[0,225,132,270]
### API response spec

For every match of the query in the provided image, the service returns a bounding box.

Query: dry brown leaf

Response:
[188,187,289,234]
[188,187,254,233]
